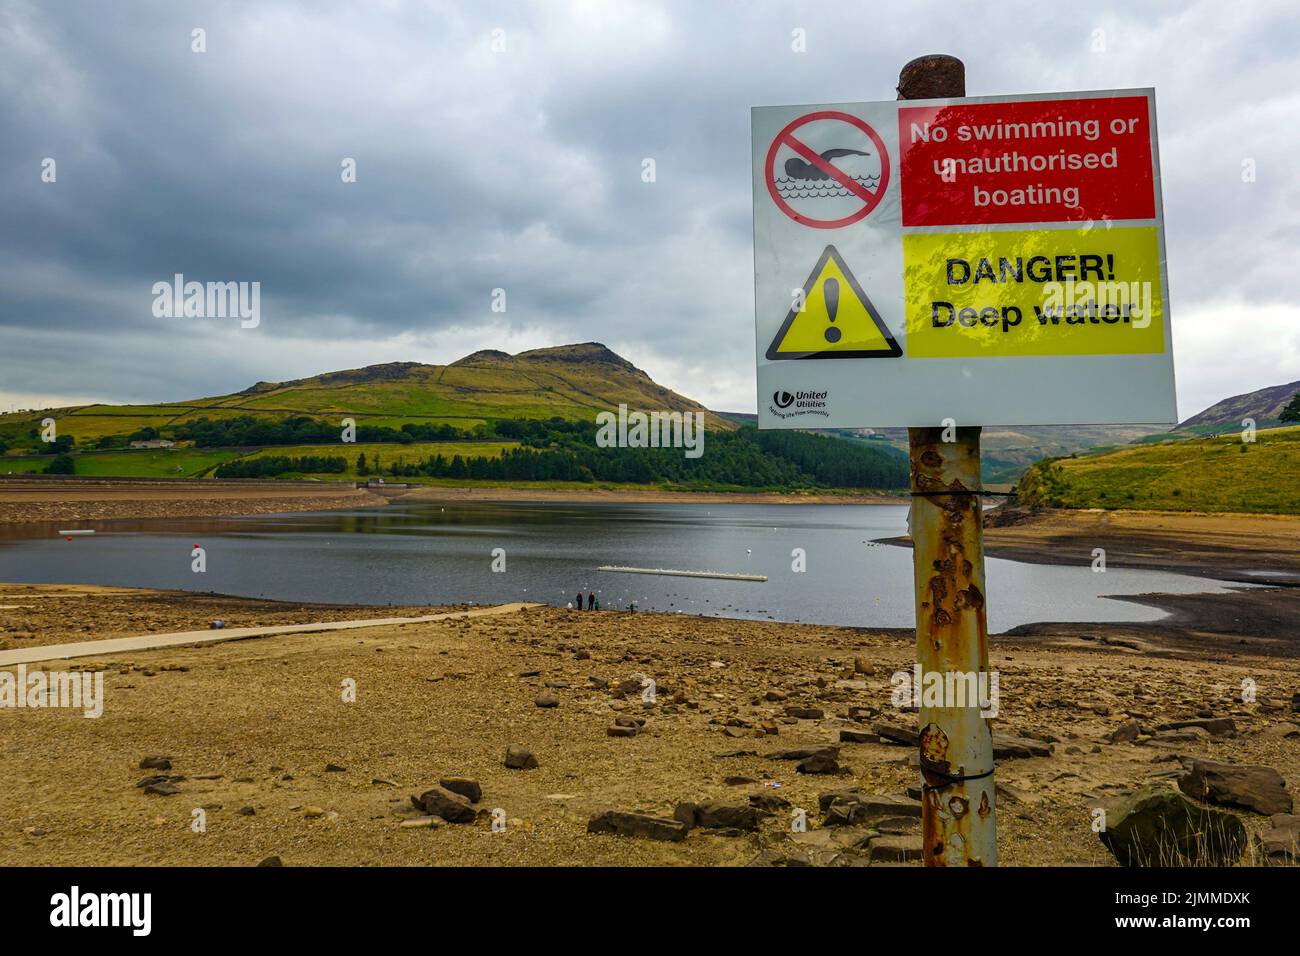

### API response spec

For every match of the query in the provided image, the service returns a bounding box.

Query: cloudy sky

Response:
[1,0,1296,420]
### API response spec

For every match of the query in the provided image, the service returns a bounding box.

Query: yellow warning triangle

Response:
[766,245,901,360]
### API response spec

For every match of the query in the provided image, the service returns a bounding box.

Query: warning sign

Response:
[767,246,900,360]
[752,88,1176,428]
[904,226,1164,358]
[763,111,890,229]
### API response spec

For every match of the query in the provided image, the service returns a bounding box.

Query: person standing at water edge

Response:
[587,592,595,610]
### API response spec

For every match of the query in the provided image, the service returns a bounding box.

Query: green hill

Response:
[0,343,908,491]
[1017,425,1300,514]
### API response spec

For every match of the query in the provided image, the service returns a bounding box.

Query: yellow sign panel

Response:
[767,245,901,360]
[903,226,1164,358]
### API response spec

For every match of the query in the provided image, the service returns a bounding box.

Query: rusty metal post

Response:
[899,56,997,867]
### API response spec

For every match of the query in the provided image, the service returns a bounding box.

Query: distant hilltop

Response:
[0,342,731,438]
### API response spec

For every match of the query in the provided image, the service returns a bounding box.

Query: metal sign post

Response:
[899,54,996,868]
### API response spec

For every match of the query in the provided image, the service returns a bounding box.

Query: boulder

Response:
[411,785,476,823]
[823,792,921,827]
[1256,814,1300,865]
[839,729,878,744]
[868,833,924,863]
[439,777,482,803]
[587,810,687,842]
[768,745,839,761]
[695,799,767,831]
[991,734,1053,759]
[796,753,840,775]
[1106,720,1141,744]
[1178,760,1293,815]
[1098,786,1247,866]
[504,745,538,770]
[872,722,919,746]
[1156,718,1236,736]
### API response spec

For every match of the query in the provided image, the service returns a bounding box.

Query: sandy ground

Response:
[0,479,385,525]
[1,591,1297,867]
[983,506,1300,585]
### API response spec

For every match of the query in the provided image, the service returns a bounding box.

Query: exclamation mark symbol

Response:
[823,277,841,343]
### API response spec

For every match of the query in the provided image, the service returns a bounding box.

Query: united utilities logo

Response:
[769,389,829,420]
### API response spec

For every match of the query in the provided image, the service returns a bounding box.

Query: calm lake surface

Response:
[0,501,1249,631]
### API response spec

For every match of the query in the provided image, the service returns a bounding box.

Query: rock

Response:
[1256,814,1300,864]
[854,656,874,675]
[139,756,172,770]
[607,725,638,738]
[143,781,180,796]
[992,734,1053,759]
[797,753,841,775]
[764,689,788,702]
[1098,786,1247,866]
[504,745,538,769]
[439,777,482,803]
[723,776,757,786]
[302,806,326,818]
[256,856,283,867]
[324,763,347,772]
[1178,760,1293,815]
[769,745,839,761]
[1106,720,1141,744]
[411,785,476,823]
[839,729,878,744]
[371,777,397,787]
[237,806,255,816]
[823,792,921,826]
[534,694,560,708]
[587,810,687,842]
[672,803,698,828]
[1156,718,1236,736]
[785,705,824,720]
[869,833,924,863]
[872,722,919,746]
[1263,722,1300,739]
[695,799,767,831]
[750,792,791,811]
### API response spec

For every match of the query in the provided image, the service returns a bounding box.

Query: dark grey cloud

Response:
[0,0,1297,417]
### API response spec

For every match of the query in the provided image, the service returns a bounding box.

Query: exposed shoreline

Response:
[0,477,904,528]
[2,583,1296,867]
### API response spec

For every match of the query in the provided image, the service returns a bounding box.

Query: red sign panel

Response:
[898,95,1156,227]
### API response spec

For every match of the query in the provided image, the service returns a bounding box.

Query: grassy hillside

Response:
[0,343,908,491]
[1017,425,1300,514]
[0,343,731,447]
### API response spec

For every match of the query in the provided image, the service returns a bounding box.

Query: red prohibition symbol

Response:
[765,111,891,229]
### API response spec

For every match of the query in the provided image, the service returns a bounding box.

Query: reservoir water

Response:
[0,501,1249,631]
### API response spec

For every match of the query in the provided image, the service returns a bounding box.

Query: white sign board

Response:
[752,88,1176,429]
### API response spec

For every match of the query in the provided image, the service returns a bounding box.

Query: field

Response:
[0,448,237,478]
[1017,425,1300,514]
